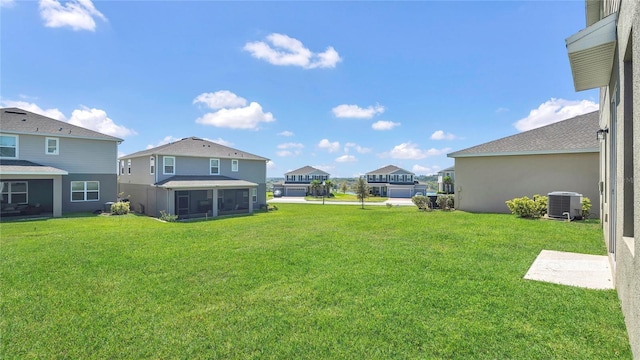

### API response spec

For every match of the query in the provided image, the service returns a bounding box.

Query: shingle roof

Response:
[155,175,257,188]
[448,111,599,158]
[366,165,414,175]
[121,136,268,161]
[0,108,123,142]
[0,159,68,175]
[284,165,330,176]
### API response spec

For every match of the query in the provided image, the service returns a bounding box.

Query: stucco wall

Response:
[453,152,599,217]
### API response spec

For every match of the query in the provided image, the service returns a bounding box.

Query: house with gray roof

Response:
[365,165,426,198]
[273,166,330,197]
[447,111,600,216]
[0,107,123,217]
[118,136,268,219]
[437,166,455,193]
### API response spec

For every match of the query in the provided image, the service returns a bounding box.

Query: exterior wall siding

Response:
[16,134,119,174]
[62,173,118,213]
[453,153,599,216]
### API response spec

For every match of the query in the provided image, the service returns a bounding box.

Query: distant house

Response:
[0,107,123,217]
[273,166,330,196]
[365,165,426,198]
[437,166,455,193]
[566,0,639,356]
[118,137,268,219]
[448,111,600,216]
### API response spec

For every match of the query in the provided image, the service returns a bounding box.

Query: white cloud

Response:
[0,100,65,120]
[193,90,247,110]
[496,107,509,113]
[412,164,439,175]
[267,160,275,168]
[344,142,371,154]
[194,91,275,130]
[314,165,334,173]
[430,130,457,140]
[1,100,135,138]
[68,107,136,137]
[39,0,107,32]
[276,142,303,157]
[332,104,384,119]
[372,120,400,131]
[205,137,234,147]
[277,142,304,150]
[244,33,342,69]
[514,98,598,131]
[318,138,340,153]
[278,130,294,137]
[381,142,452,160]
[146,135,180,149]
[1,0,15,8]
[336,155,357,163]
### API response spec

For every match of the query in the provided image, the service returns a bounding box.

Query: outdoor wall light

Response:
[596,128,609,140]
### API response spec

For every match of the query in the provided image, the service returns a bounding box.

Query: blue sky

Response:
[1,0,598,178]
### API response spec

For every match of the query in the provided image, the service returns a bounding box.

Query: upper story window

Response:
[127,159,131,175]
[163,156,175,175]
[45,137,59,155]
[150,156,155,174]
[252,188,257,202]
[71,181,99,202]
[0,134,18,159]
[232,159,239,172]
[120,160,125,175]
[210,159,220,175]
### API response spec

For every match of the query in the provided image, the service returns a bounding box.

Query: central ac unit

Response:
[547,191,583,220]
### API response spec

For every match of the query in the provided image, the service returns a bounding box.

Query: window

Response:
[164,156,175,175]
[252,188,257,202]
[46,137,59,155]
[0,181,28,204]
[0,134,18,158]
[232,159,239,172]
[210,159,220,175]
[150,156,155,175]
[71,181,99,202]
[120,160,125,175]
[127,159,131,175]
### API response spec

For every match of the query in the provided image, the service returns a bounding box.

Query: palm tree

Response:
[310,179,321,197]
[443,175,453,194]
[354,177,369,209]
[323,179,333,196]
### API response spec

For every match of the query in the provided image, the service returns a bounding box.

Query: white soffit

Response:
[566,13,617,92]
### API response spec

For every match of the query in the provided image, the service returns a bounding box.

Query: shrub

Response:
[506,195,547,218]
[436,195,454,210]
[582,197,592,219]
[110,201,130,215]
[159,210,178,222]
[412,195,431,211]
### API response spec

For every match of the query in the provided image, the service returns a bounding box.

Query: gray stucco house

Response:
[566,0,639,355]
[273,166,330,196]
[118,136,269,219]
[365,165,426,198]
[437,166,455,194]
[0,107,123,217]
[448,111,600,217]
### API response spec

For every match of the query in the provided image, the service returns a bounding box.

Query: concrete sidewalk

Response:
[268,197,415,206]
[524,250,613,290]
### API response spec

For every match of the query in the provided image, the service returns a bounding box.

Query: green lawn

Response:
[305,192,388,202]
[0,205,631,359]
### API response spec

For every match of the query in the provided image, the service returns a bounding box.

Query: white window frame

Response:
[45,137,59,155]
[0,134,18,159]
[149,156,155,175]
[127,159,131,175]
[210,159,220,175]
[70,181,100,202]
[163,156,175,175]
[1,181,28,204]
[252,188,257,202]
[232,159,239,172]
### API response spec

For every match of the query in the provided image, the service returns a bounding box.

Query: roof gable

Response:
[0,108,123,142]
[285,165,330,176]
[448,111,600,158]
[366,165,414,175]
[121,136,269,161]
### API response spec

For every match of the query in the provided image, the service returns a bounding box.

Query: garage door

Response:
[388,188,412,198]
[286,187,307,196]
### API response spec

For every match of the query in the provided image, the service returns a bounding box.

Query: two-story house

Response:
[0,107,123,218]
[437,166,455,193]
[118,136,269,219]
[272,166,330,197]
[365,165,426,198]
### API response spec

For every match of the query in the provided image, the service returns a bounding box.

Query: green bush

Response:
[582,197,592,219]
[159,210,178,222]
[411,195,431,211]
[110,201,130,215]
[436,195,454,210]
[505,195,547,218]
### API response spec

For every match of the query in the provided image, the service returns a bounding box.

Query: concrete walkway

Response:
[524,250,614,290]
[268,197,415,206]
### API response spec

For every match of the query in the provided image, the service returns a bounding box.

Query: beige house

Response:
[448,111,600,217]
[565,0,639,356]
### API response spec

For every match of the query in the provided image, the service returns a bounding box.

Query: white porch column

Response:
[52,175,62,217]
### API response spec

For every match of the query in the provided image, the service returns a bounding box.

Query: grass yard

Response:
[305,192,388,202]
[0,205,631,359]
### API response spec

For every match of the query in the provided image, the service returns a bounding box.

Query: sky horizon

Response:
[1,0,598,178]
